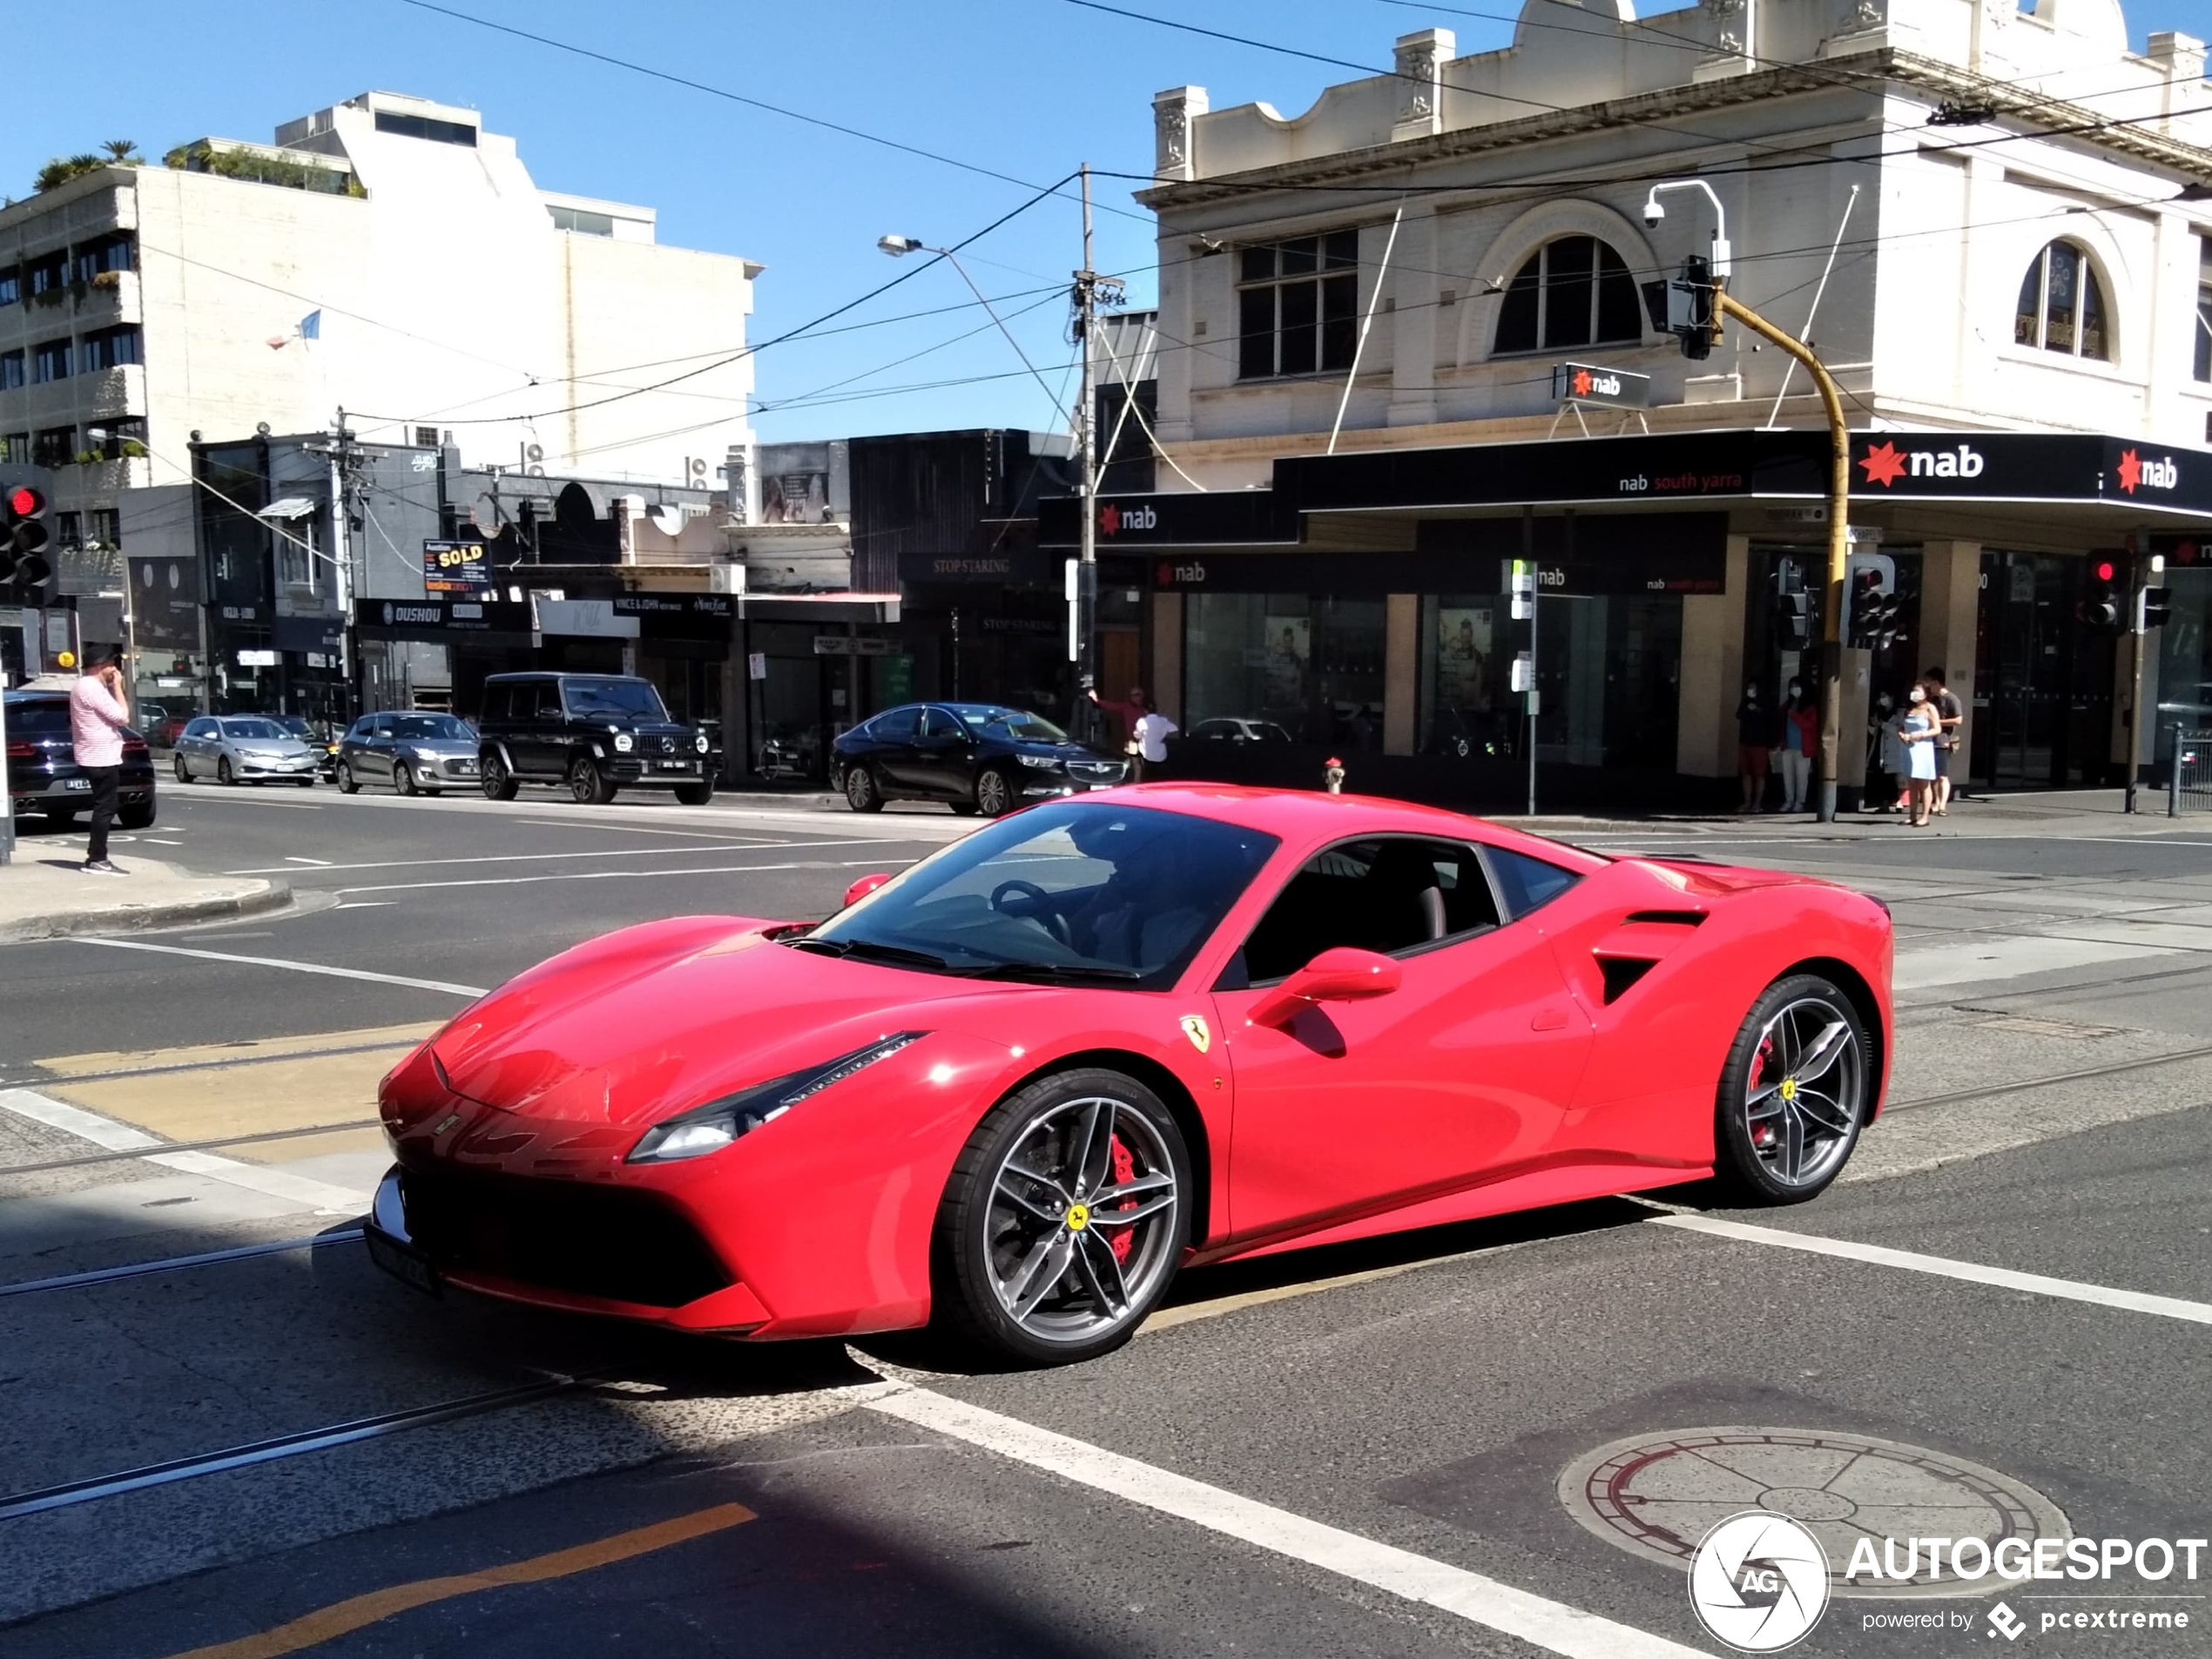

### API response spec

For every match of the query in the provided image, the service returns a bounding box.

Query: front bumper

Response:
[609,755,708,787]
[233,756,321,779]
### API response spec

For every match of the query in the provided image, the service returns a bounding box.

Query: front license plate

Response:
[366,1231,442,1297]
[657,760,691,771]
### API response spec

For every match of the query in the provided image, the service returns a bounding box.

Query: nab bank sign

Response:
[1099,502,1158,537]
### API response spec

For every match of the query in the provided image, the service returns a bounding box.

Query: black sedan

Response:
[4,691,157,829]
[831,702,1125,816]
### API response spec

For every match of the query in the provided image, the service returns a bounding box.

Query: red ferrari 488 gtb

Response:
[369,786,1892,1366]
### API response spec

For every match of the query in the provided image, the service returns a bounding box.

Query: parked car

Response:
[1187,716,1296,745]
[338,711,480,796]
[4,690,158,828]
[831,702,1127,817]
[475,672,715,805]
[276,716,342,782]
[170,715,322,786]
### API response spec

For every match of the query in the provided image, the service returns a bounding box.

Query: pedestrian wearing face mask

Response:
[1735,680,1777,813]
[1777,678,1819,813]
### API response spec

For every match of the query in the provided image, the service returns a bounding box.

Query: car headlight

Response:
[613,733,635,753]
[694,734,709,753]
[626,1032,929,1163]
[1017,752,1060,769]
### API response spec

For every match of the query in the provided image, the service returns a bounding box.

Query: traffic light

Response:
[2077,556,2122,632]
[2140,585,2172,631]
[1641,256,1718,361]
[1844,552,1903,651]
[1770,563,1814,651]
[0,467,54,590]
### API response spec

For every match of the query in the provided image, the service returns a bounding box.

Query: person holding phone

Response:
[70,651,132,875]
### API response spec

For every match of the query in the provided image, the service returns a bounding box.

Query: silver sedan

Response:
[171,715,323,787]
[336,711,480,796]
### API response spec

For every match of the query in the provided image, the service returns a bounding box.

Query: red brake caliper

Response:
[1107,1136,1138,1264]
[1750,1037,1777,1148]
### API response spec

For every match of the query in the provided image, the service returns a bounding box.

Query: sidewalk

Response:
[0,854,291,943]
[1493,786,2210,840]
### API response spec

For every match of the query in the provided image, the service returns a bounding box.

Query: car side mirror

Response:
[842,872,894,907]
[1249,947,1401,1028]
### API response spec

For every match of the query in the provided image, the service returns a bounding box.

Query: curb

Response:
[0,874,293,945]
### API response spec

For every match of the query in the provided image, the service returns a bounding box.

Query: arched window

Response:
[1494,235,1643,354]
[2014,240,2108,361]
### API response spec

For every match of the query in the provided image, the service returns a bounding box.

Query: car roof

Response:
[1067,784,1610,871]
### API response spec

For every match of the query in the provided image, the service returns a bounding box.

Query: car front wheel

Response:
[674,779,715,806]
[845,765,883,813]
[394,762,419,798]
[570,757,616,805]
[217,756,236,786]
[480,754,519,801]
[933,1068,1190,1367]
[1713,974,1871,1204]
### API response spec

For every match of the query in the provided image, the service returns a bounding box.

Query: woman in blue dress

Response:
[1901,682,1940,826]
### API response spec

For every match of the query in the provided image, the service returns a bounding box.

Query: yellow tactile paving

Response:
[33,1022,439,1163]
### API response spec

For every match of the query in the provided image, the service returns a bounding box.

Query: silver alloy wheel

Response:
[984,1094,1179,1346]
[1743,996,1862,1189]
[846,766,875,810]
[976,768,1012,816]
[395,762,417,797]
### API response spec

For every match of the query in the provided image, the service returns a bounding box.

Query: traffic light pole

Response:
[2124,554,2151,814]
[1716,289,1851,822]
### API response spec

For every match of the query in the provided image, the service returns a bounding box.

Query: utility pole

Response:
[2124,546,2162,814]
[328,410,359,725]
[1073,162,1101,737]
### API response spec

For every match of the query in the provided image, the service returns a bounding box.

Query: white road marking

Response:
[223,835,908,876]
[333,901,395,910]
[283,855,333,866]
[176,795,323,809]
[66,938,486,997]
[335,858,905,895]
[0,1089,368,1216]
[1649,1213,2212,1326]
[853,1383,1706,1659]
[141,838,182,846]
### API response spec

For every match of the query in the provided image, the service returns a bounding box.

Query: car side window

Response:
[1484,846,1582,919]
[872,706,920,742]
[371,720,395,739]
[533,683,564,721]
[1228,837,1505,987]
[921,707,963,740]
[185,718,213,738]
[477,688,509,725]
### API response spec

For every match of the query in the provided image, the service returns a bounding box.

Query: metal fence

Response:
[2173,729,2212,816]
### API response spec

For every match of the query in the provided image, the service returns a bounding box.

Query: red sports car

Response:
[368,786,1891,1365]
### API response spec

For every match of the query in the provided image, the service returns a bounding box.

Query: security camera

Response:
[1642,195,1665,228]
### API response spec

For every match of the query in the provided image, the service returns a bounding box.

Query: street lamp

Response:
[1640,180,1732,277]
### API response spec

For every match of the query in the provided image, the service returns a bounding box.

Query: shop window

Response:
[1184,592,1386,746]
[1238,231,1359,380]
[2195,239,2211,383]
[2014,240,2108,361]
[1418,595,1512,759]
[277,516,317,590]
[1494,235,1642,355]
[1231,838,1503,985]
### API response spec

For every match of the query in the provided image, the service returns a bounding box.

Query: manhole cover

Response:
[1559,1427,2069,1600]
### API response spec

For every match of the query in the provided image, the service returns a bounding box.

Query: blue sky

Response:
[0,0,1527,443]
[2,1,2193,446]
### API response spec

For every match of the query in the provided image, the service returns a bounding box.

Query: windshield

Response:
[563,678,670,722]
[276,718,314,738]
[393,714,471,741]
[805,801,1278,990]
[221,719,286,740]
[968,707,1068,743]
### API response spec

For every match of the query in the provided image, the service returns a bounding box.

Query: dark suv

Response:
[4,690,158,829]
[475,672,715,805]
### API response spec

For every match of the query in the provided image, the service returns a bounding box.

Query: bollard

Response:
[2173,722,2185,819]
[1323,755,1345,794]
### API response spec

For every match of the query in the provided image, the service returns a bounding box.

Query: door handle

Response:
[1530,1006,1568,1031]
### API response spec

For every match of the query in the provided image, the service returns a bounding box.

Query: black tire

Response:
[932,1067,1191,1367]
[172,755,191,784]
[570,756,616,806]
[674,779,716,806]
[845,765,884,813]
[217,756,236,786]
[119,799,156,831]
[1712,973,1871,1205]
[296,779,315,788]
[974,766,1016,818]
[948,799,980,817]
[337,761,360,794]
[395,762,419,798]
[480,753,519,801]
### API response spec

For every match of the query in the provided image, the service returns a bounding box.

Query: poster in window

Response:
[1262,614,1309,715]
[1435,606,1493,713]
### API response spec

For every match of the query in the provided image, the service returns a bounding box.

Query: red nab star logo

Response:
[1100,502,1121,536]
[1858,442,1907,488]
[1572,368,1593,397]
[2117,448,2141,494]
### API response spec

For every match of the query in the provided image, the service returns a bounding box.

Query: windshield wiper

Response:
[786,935,955,971]
[968,960,1143,985]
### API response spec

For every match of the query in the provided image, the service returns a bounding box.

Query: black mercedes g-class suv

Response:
[475,672,716,805]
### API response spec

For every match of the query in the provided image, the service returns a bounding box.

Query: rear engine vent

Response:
[1622,909,1705,927]
[1600,958,1656,1004]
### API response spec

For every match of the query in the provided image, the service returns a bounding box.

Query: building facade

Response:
[1,90,759,661]
[1072,0,2212,807]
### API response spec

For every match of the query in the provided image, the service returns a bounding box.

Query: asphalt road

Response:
[3,784,2210,1659]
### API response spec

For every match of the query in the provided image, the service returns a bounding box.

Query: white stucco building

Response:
[0,91,759,598]
[1049,0,2212,806]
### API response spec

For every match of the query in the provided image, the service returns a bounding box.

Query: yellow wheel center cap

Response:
[1065,1202,1091,1231]
[1779,1077,1798,1102]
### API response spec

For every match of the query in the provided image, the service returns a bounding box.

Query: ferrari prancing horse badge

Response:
[1179,1014,1211,1054]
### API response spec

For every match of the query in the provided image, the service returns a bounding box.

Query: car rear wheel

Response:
[172,755,191,784]
[974,767,1015,818]
[217,756,236,786]
[845,765,883,813]
[1714,974,1870,1204]
[119,799,156,831]
[480,754,518,801]
[569,757,616,805]
[337,760,360,794]
[674,779,715,806]
[933,1068,1190,1366]
[394,762,419,798]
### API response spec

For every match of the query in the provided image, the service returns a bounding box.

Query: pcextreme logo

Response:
[1858,442,1985,488]
[1099,502,1157,536]
[1688,1512,1831,1652]
[2117,448,2178,494]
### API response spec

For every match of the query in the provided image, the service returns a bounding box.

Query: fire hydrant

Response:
[1323,755,1345,794]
